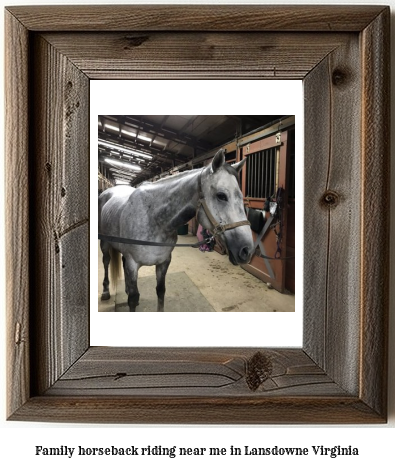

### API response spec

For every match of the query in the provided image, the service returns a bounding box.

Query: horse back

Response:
[98,186,135,232]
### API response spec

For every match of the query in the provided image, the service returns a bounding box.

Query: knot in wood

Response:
[332,68,348,87]
[123,35,149,49]
[320,190,340,208]
[246,351,273,391]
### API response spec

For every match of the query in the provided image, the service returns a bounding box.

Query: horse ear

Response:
[211,149,226,172]
[232,158,247,173]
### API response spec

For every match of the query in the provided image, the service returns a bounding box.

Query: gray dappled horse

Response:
[99,149,254,312]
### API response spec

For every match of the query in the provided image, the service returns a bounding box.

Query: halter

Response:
[196,168,250,238]
[98,166,251,250]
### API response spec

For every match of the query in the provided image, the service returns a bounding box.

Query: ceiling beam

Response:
[121,115,213,152]
[98,130,189,164]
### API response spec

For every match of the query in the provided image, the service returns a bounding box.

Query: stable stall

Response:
[98,115,296,311]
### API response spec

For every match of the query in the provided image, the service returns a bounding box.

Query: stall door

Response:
[240,130,293,293]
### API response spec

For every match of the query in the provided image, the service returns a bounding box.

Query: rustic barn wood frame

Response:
[5,5,390,424]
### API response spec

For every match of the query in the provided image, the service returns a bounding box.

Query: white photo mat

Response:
[90,80,304,347]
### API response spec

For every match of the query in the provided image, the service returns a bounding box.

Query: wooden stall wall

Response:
[240,127,295,294]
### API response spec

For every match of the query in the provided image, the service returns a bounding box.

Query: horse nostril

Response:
[239,246,250,262]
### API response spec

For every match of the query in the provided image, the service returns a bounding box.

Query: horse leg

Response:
[156,258,171,312]
[124,256,140,312]
[100,240,111,300]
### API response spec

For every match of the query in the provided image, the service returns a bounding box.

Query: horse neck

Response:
[150,169,202,230]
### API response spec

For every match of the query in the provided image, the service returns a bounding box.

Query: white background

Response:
[90,80,304,347]
[1,0,394,469]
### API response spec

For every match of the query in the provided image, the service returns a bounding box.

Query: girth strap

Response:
[98,233,207,248]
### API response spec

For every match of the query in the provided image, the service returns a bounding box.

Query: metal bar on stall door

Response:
[251,152,254,197]
[252,152,255,197]
[269,148,271,195]
[265,151,271,199]
[267,149,270,198]
[262,151,265,199]
[247,153,251,197]
[276,147,280,193]
[257,151,261,199]
[256,152,259,198]
[273,147,277,195]
[252,153,255,197]
[268,148,270,197]
[262,151,264,199]
[267,149,273,197]
[248,152,251,197]
[255,152,259,198]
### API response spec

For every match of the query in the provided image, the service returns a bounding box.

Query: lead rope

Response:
[99,168,292,259]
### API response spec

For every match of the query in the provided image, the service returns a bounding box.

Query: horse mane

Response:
[141,167,201,186]
[141,161,238,187]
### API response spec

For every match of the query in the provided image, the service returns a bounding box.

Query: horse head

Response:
[197,149,254,265]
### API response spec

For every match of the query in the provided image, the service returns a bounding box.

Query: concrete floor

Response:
[98,235,295,312]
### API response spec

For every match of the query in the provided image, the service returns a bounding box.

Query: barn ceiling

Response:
[98,115,284,186]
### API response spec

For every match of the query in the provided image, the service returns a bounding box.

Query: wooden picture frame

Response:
[5,5,390,424]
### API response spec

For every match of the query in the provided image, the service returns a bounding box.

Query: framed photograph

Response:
[5,5,389,423]
[92,82,301,327]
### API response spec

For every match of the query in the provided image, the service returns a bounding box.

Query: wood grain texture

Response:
[303,56,331,368]
[46,347,345,397]
[10,396,383,425]
[5,5,390,424]
[42,32,351,80]
[30,34,90,395]
[360,8,390,418]
[5,10,30,418]
[304,35,362,395]
[59,225,89,368]
[5,5,386,32]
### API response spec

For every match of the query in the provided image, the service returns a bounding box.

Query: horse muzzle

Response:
[228,244,253,265]
[224,228,253,265]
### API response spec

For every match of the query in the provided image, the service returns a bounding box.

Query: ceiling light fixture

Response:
[137,135,152,142]
[114,179,131,185]
[99,140,133,154]
[105,124,119,132]
[99,140,153,160]
[105,157,142,172]
[121,129,137,137]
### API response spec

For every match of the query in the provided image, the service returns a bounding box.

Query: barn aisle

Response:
[98,236,295,313]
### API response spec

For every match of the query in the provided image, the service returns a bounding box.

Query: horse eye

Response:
[217,192,228,202]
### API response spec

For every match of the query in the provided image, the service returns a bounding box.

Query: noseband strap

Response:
[196,168,250,237]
